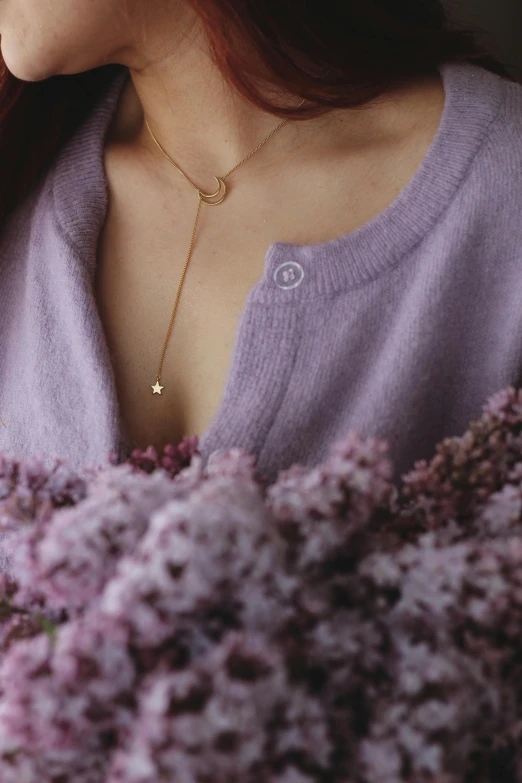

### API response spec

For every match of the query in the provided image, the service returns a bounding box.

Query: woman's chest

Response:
[94,208,270,454]
[94,78,445,455]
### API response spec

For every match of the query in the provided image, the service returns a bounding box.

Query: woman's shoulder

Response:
[468,67,522,184]
[437,64,522,234]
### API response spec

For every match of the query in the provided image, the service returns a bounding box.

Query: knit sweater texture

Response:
[1,61,521,486]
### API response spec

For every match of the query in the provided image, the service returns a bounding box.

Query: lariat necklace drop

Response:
[144,96,306,395]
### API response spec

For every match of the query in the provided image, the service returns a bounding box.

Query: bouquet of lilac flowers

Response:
[0,386,521,783]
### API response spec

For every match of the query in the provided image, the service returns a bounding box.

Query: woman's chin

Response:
[0,27,66,82]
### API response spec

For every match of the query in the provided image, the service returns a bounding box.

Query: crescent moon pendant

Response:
[197,176,227,206]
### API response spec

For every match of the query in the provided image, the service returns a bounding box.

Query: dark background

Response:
[446,0,522,77]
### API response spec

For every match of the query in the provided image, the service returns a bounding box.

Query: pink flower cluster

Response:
[0,388,520,782]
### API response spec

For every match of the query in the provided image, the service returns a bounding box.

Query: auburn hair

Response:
[0,0,519,228]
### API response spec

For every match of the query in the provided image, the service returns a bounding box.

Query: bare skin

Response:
[95,71,446,453]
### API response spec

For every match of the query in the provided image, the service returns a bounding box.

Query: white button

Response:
[273,261,304,290]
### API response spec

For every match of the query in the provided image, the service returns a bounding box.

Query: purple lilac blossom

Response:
[0,389,519,780]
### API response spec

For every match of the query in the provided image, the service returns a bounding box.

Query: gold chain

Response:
[144,97,306,395]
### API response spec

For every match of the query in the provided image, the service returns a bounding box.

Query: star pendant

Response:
[151,381,164,395]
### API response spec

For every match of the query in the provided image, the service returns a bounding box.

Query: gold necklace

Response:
[144,97,306,395]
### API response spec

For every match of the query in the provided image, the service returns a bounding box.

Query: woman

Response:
[0,0,520,487]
